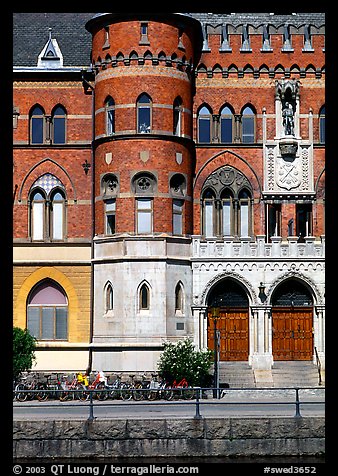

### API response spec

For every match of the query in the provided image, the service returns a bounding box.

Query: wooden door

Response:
[208,307,249,361]
[272,307,313,360]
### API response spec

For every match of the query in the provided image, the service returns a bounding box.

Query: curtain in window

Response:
[27,280,68,340]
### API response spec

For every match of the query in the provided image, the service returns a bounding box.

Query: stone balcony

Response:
[192,235,325,259]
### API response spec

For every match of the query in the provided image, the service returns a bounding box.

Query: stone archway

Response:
[206,278,249,361]
[271,279,314,360]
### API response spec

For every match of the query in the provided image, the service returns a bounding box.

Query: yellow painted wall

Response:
[13,265,91,343]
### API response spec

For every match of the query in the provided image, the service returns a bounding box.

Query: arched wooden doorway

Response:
[271,279,313,361]
[207,279,249,361]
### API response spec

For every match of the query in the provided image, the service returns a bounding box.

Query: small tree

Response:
[13,327,37,381]
[157,338,213,387]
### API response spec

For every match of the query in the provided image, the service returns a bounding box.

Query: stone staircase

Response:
[219,362,256,388]
[271,361,323,388]
[218,361,323,388]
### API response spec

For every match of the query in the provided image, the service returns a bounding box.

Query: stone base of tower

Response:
[91,234,194,372]
[90,345,163,373]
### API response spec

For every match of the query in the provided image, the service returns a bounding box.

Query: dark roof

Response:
[13,12,325,68]
[190,12,325,27]
[13,13,95,67]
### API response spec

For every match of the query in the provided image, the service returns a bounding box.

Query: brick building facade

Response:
[13,13,325,383]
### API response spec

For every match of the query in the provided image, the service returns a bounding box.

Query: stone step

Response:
[215,361,322,388]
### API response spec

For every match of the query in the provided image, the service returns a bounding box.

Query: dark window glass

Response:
[31,106,44,144]
[198,106,211,143]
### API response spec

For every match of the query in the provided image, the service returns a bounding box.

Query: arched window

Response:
[319,105,325,143]
[105,96,115,135]
[31,189,46,240]
[175,282,184,313]
[197,105,212,143]
[51,105,66,144]
[137,93,152,133]
[241,105,255,143]
[238,188,251,237]
[221,188,234,236]
[30,105,45,144]
[173,97,183,136]
[29,174,66,241]
[202,188,216,236]
[201,166,253,238]
[220,105,234,143]
[50,189,65,240]
[139,283,150,310]
[27,279,68,340]
[105,283,114,311]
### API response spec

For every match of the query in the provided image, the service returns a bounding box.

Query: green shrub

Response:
[157,338,213,386]
[13,327,37,380]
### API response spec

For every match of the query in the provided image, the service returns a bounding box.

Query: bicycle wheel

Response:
[183,386,195,400]
[148,390,158,401]
[36,382,48,401]
[59,389,70,401]
[15,383,27,402]
[120,382,132,401]
[163,386,174,401]
[96,382,109,401]
[133,383,144,401]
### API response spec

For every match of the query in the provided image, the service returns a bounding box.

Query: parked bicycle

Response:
[147,374,173,401]
[80,371,108,401]
[14,373,48,402]
[165,377,194,400]
[58,373,85,401]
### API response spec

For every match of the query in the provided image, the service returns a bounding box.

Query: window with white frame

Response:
[105,199,116,234]
[137,93,152,133]
[173,97,183,136]
[197,105,212,143]
[29,174,66,241]
[27,279,68,341]
[173,199,184,235]
[136,198,153,233]
[201,167,253,238]
[105,96,115,135]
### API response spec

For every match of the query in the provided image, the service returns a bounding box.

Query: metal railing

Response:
[13,386,325,421]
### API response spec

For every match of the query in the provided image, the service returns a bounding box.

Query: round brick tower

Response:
[85,13,202,371]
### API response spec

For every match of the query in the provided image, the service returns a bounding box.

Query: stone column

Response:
[192,306,207,350]
[250,306,273,370]
[314,305,325,368]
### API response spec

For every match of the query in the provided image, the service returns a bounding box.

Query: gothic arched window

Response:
[201,167,253,238]
[175,282,184,313]
[197,105,212,143]
[51,105,66,144]
[30,105,45,144]
[220,105,234,143]
[241,105,255,143]
[29,174,66,241]
[139,283,150,310]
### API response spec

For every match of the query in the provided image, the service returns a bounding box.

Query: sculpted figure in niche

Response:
[282,102,295,136]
